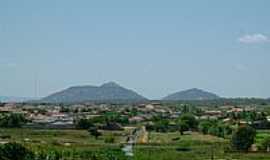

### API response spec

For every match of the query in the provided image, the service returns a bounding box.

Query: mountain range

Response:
[40,82,147,103]
[0,96,37,103]
[40,82,221,103]
[4,82,267,103]
[163,88,220,101]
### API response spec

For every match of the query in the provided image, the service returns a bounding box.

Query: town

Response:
[1,99,270,159]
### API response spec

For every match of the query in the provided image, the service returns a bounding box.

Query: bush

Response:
[88,126,102,139]
[0,142,34,160]
[198,121,212,135]
[75,118,94,129]
[0,113,27,128]
[231,126,256,151]
[178,113,198,130]
[104,136,115,143]
[260,136,270,151]
[177,120,189,135]
[199,120,233,138]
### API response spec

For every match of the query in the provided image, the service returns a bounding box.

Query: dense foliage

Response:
[88,126,102,139]
[0,142,34,160]
[0,113,27,128]
[260,136,270,151]
[231,126,256,151]
[0,142,127,160]
[75,112,129,129]
[198,120,232,138]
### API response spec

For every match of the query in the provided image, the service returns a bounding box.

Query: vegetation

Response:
[75,118,95,129]
[260,136,270,151]
[178,113,198,130]
[1,128,270,159]
[88,126,102,139]
[40,82,147,103]
[0,113,27,128]
[0,142,34,160]
[231,126,256,151]
[1,99,270,159]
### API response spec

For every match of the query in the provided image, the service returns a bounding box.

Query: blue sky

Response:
[1,0,270,99]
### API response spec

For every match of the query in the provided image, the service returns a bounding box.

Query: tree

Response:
[88,126,102,139]
[0,113,27,128]
[177,120,189,135]
[178,113,198,130]
[231,126,256,151]
[153,119,170,132]
[0,142,34,160]
[75,118,94,129]
[198,121,212,135]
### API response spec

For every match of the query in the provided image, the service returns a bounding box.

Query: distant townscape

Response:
[1,83,270,159]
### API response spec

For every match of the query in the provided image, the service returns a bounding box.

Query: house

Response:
[223,118,232,123]
[204,110,222,116]
[227,108,243,113]
[129,116,144,123]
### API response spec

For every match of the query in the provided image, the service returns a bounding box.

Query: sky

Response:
[1,0,270,99]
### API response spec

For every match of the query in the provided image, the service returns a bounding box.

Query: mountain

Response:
[40,82,147,103]
[0,96,36,103]
[163,88,220,101]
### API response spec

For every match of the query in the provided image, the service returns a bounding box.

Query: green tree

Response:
[177,120,189,135]
[0,113,27,128]
[75,118,94,129]
[231,126,256,151]
[88,126,102,139]
[198,121,212,135]
[178,113,198,130]
[154,119,170,132]
[0,142,34,160]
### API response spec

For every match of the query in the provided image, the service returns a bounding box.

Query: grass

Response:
[148,131,225,144]
[0,128,128,149]
[133,131,270,160]
[1,129,270,159]
[256,130,270,143]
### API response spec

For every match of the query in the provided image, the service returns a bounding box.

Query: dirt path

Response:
[137,126,148,144]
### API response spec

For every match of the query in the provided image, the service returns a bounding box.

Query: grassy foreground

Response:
[1,129,270,160]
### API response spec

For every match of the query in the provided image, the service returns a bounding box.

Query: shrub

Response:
[75,118,94,129]
[178,113,198,130]
[260,136,270,151]
[0,113,27,128]
[231,126,256,151]
[0,142,34,160]
[198,121,212,135]
[105,135,115,143]
[177,120,189,135]
[88,126,102,139]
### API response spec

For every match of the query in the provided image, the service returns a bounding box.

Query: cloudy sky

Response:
[1,0,270,99]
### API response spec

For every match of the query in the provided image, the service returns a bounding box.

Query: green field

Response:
[0,128,128,149]
[134,131,270,160]
[1,129,270,160]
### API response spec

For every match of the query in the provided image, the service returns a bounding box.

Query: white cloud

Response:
[238,34,269,44]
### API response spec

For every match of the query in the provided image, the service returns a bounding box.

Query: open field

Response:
[256,130,270,143]
[1,129,270,159]
[0,129,128,147]
[134,131,270,160]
